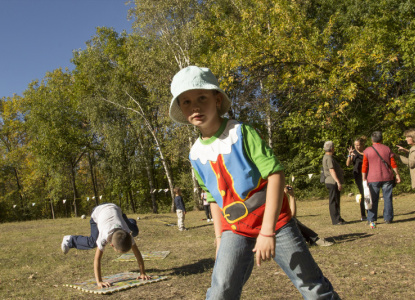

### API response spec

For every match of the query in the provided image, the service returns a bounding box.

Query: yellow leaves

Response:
[388,55,399,63]
[385,112,396,121]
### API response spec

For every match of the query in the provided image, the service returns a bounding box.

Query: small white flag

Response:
[92,196,95,199]
[13,205,16,208]
[63,199,66,204]
[87,197,90,201]
[32,203,36,206]
[308,174,313,179]
[99,195,102,199]
[291,175,295,182]
[150,189,156,194]
[164,189,169,192]
[194,188,198,192]
[158,189,163,192]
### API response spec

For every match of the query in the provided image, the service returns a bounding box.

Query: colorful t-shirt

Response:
[190,118,291,237]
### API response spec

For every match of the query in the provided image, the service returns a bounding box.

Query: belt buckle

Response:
[223,201,248,224]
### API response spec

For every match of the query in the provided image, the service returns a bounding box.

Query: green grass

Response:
[1,193,415,299]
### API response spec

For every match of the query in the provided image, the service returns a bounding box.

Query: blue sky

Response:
[0,0,134,98]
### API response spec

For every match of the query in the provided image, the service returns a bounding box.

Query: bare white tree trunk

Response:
[102,95,176,212]
[137,137,158,213]
[260,80,273,148]
[266,107,272,148]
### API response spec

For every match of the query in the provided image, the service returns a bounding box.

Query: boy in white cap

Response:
[169,66,339,299]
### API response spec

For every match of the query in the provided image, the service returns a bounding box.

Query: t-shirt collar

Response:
[198,118,229,145]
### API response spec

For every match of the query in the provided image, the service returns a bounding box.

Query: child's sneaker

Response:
[61,235,71,254]
[315,238,334,247]
[369,222,376,229]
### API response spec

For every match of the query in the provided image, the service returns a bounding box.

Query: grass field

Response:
[1,193,414,299]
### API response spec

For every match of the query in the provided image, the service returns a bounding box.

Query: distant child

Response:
[201,190,212,222]
[174,187,187,231]
[61,203,150,288]
[169,66,339,299]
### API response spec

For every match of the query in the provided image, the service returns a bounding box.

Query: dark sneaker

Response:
[334,221,346,225]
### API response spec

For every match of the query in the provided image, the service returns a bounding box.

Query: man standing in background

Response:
[362,131,400,228]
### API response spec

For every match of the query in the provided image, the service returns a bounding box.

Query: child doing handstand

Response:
[61,203,150,288]
[169,66,339,299]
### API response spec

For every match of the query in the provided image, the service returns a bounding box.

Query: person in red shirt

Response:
[362,131,400,227]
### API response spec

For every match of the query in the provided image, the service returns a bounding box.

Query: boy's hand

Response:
[252,235,275,266]
[97,281,111,288]
[137,274,151,280]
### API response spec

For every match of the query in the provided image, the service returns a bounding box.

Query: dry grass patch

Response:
[1,193,414,299]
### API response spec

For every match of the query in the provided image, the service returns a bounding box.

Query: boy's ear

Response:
[216,92,223,108]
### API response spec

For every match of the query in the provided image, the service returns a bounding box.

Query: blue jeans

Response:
[368,181,394,222]
[69,205,138,250]
[206,219,338,300]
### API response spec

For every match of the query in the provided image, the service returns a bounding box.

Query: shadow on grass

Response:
[330,232,374,244]
[343,220,366,225]
[390,216,415,224]
[138,258,215,276]
[141,215,176,220]
[394,210,415,217]
[188,224,213,230]
[299,214,320,218]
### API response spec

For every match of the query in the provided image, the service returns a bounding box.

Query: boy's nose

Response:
[191,103,200,111]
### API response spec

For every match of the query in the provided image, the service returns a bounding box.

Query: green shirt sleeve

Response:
[241,124,284,179]
[193,168,216,203]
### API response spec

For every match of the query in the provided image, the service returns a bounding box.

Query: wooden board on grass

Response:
[64,272,167,295]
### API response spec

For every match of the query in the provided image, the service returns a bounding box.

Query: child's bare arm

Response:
[132,244,151,280]
[210,202,223,258]
[253,171,285,266]
[94,248,110,288]
[285,185,296,217]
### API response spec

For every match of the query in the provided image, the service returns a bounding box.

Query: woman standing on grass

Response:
[346,136,367,221]
[397,129,415,189]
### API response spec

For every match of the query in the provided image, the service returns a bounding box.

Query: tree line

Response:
[1,0,414,222]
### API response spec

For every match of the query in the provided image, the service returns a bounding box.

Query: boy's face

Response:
[178,89,222,135]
